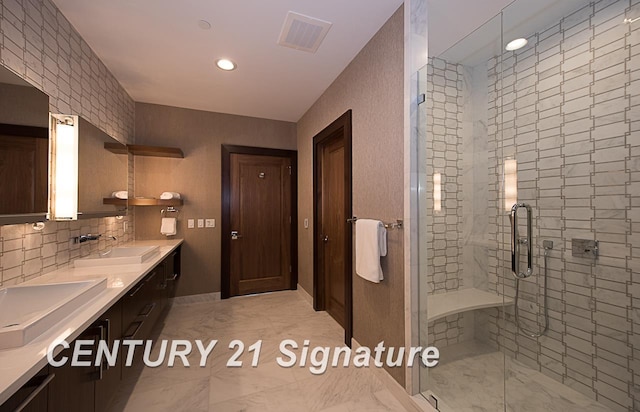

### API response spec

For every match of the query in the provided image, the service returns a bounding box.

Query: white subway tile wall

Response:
[481,1,637,410]
[424,0,637,410]
[0,0,135,287]
[424,58,467,348]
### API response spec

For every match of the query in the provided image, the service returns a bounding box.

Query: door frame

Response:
[221,144,298,299]
[312,110,353,346]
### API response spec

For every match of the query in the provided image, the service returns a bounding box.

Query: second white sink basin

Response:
[0,278,106,350]
[73,245,160,268]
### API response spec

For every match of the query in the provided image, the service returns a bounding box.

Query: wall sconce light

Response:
[433,172,442,212]
[504,159,518,211]
[49,114,79,220]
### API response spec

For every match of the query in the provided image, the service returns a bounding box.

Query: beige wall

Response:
[134,103,296,296]
[296,6,405,385]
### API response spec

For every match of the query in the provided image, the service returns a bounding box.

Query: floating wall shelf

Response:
[103,143,184,158]
[103,198,184,207]
[103,142,128,154]
[128,145,183,158]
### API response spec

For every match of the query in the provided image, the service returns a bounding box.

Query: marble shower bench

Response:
[427,288,514,322]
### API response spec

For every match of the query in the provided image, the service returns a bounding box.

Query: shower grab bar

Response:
[510,203,533,279]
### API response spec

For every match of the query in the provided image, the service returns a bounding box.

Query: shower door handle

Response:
[510,202,533,279]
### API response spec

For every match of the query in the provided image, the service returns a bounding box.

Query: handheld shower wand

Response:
[510,203,551,338]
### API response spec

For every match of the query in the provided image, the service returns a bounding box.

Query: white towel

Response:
[355,219,387,283]
[160,217,177,236]
[160,192,181,200]
[111,191,128,199]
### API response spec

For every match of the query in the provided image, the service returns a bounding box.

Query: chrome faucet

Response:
[73,234,116,244]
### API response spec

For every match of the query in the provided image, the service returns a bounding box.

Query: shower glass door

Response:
[419,0,637,411]
[417,9,507,411]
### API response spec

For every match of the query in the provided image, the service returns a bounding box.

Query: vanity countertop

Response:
[0,239,184,405]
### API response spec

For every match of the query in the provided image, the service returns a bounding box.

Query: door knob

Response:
[231,231,243,240]
[322,235,329,243]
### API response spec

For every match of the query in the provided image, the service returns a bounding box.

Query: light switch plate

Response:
[205,219,215,228]
[304,218,309,229]
[197,219,204,228]
[188,219,195,229]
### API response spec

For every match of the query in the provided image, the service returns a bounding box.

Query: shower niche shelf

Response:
[427,288,513,323]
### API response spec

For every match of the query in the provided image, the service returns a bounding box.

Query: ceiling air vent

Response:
[277,11,332,53]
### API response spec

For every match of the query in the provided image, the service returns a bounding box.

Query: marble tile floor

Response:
[109,290,413,412]
[425,341,613,412]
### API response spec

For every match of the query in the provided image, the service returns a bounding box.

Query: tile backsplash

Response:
[0,0,135,286]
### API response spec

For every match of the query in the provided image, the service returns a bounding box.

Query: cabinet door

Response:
[48,329,99,412]
[0,366,51,412]
[94,301,122,412]
[164,247,181,300]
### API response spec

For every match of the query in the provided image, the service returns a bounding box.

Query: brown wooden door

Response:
[229,153,293,296]
[313,110,352,345]
[320,134,346,326]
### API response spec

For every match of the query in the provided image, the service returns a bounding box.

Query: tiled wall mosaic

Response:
[424,57,467,348]
[0,0,135,287]
[481,1,638,410]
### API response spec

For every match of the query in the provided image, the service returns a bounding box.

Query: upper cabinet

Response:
[0,66,50,224]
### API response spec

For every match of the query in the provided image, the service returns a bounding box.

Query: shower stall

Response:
[417,0,638,410]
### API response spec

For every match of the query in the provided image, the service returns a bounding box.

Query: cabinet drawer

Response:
[122,270,157,328]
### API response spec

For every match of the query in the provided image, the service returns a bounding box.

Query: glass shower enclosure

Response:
[417,0,638,411]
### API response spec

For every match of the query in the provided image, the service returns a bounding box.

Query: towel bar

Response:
[161,207,180,216]
[347,217,403,230]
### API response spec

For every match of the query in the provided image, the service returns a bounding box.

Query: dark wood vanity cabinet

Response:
[163,248,181,303]
[0,246,182,412]
[121,267,162,380]
[94,301,123,412]
[0,366,52,412]
[47,327,100,412]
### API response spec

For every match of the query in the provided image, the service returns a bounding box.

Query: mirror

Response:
[77,117,128,217]
[0,65,50,223]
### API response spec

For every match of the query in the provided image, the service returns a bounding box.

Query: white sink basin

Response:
[0,278,106,350]
[73,245,160,268]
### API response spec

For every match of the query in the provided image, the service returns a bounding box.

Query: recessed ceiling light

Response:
[216,59,237,71]
[505,38,528,51]
[198,20,212,30]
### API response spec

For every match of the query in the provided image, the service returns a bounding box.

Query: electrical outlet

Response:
[188,219,195,229]
[205,219,215,228]
[197,219,204,228]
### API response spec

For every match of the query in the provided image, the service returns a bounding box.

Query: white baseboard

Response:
[412,393,440,412]
[171,292,221,305]
[297,284,313,306]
